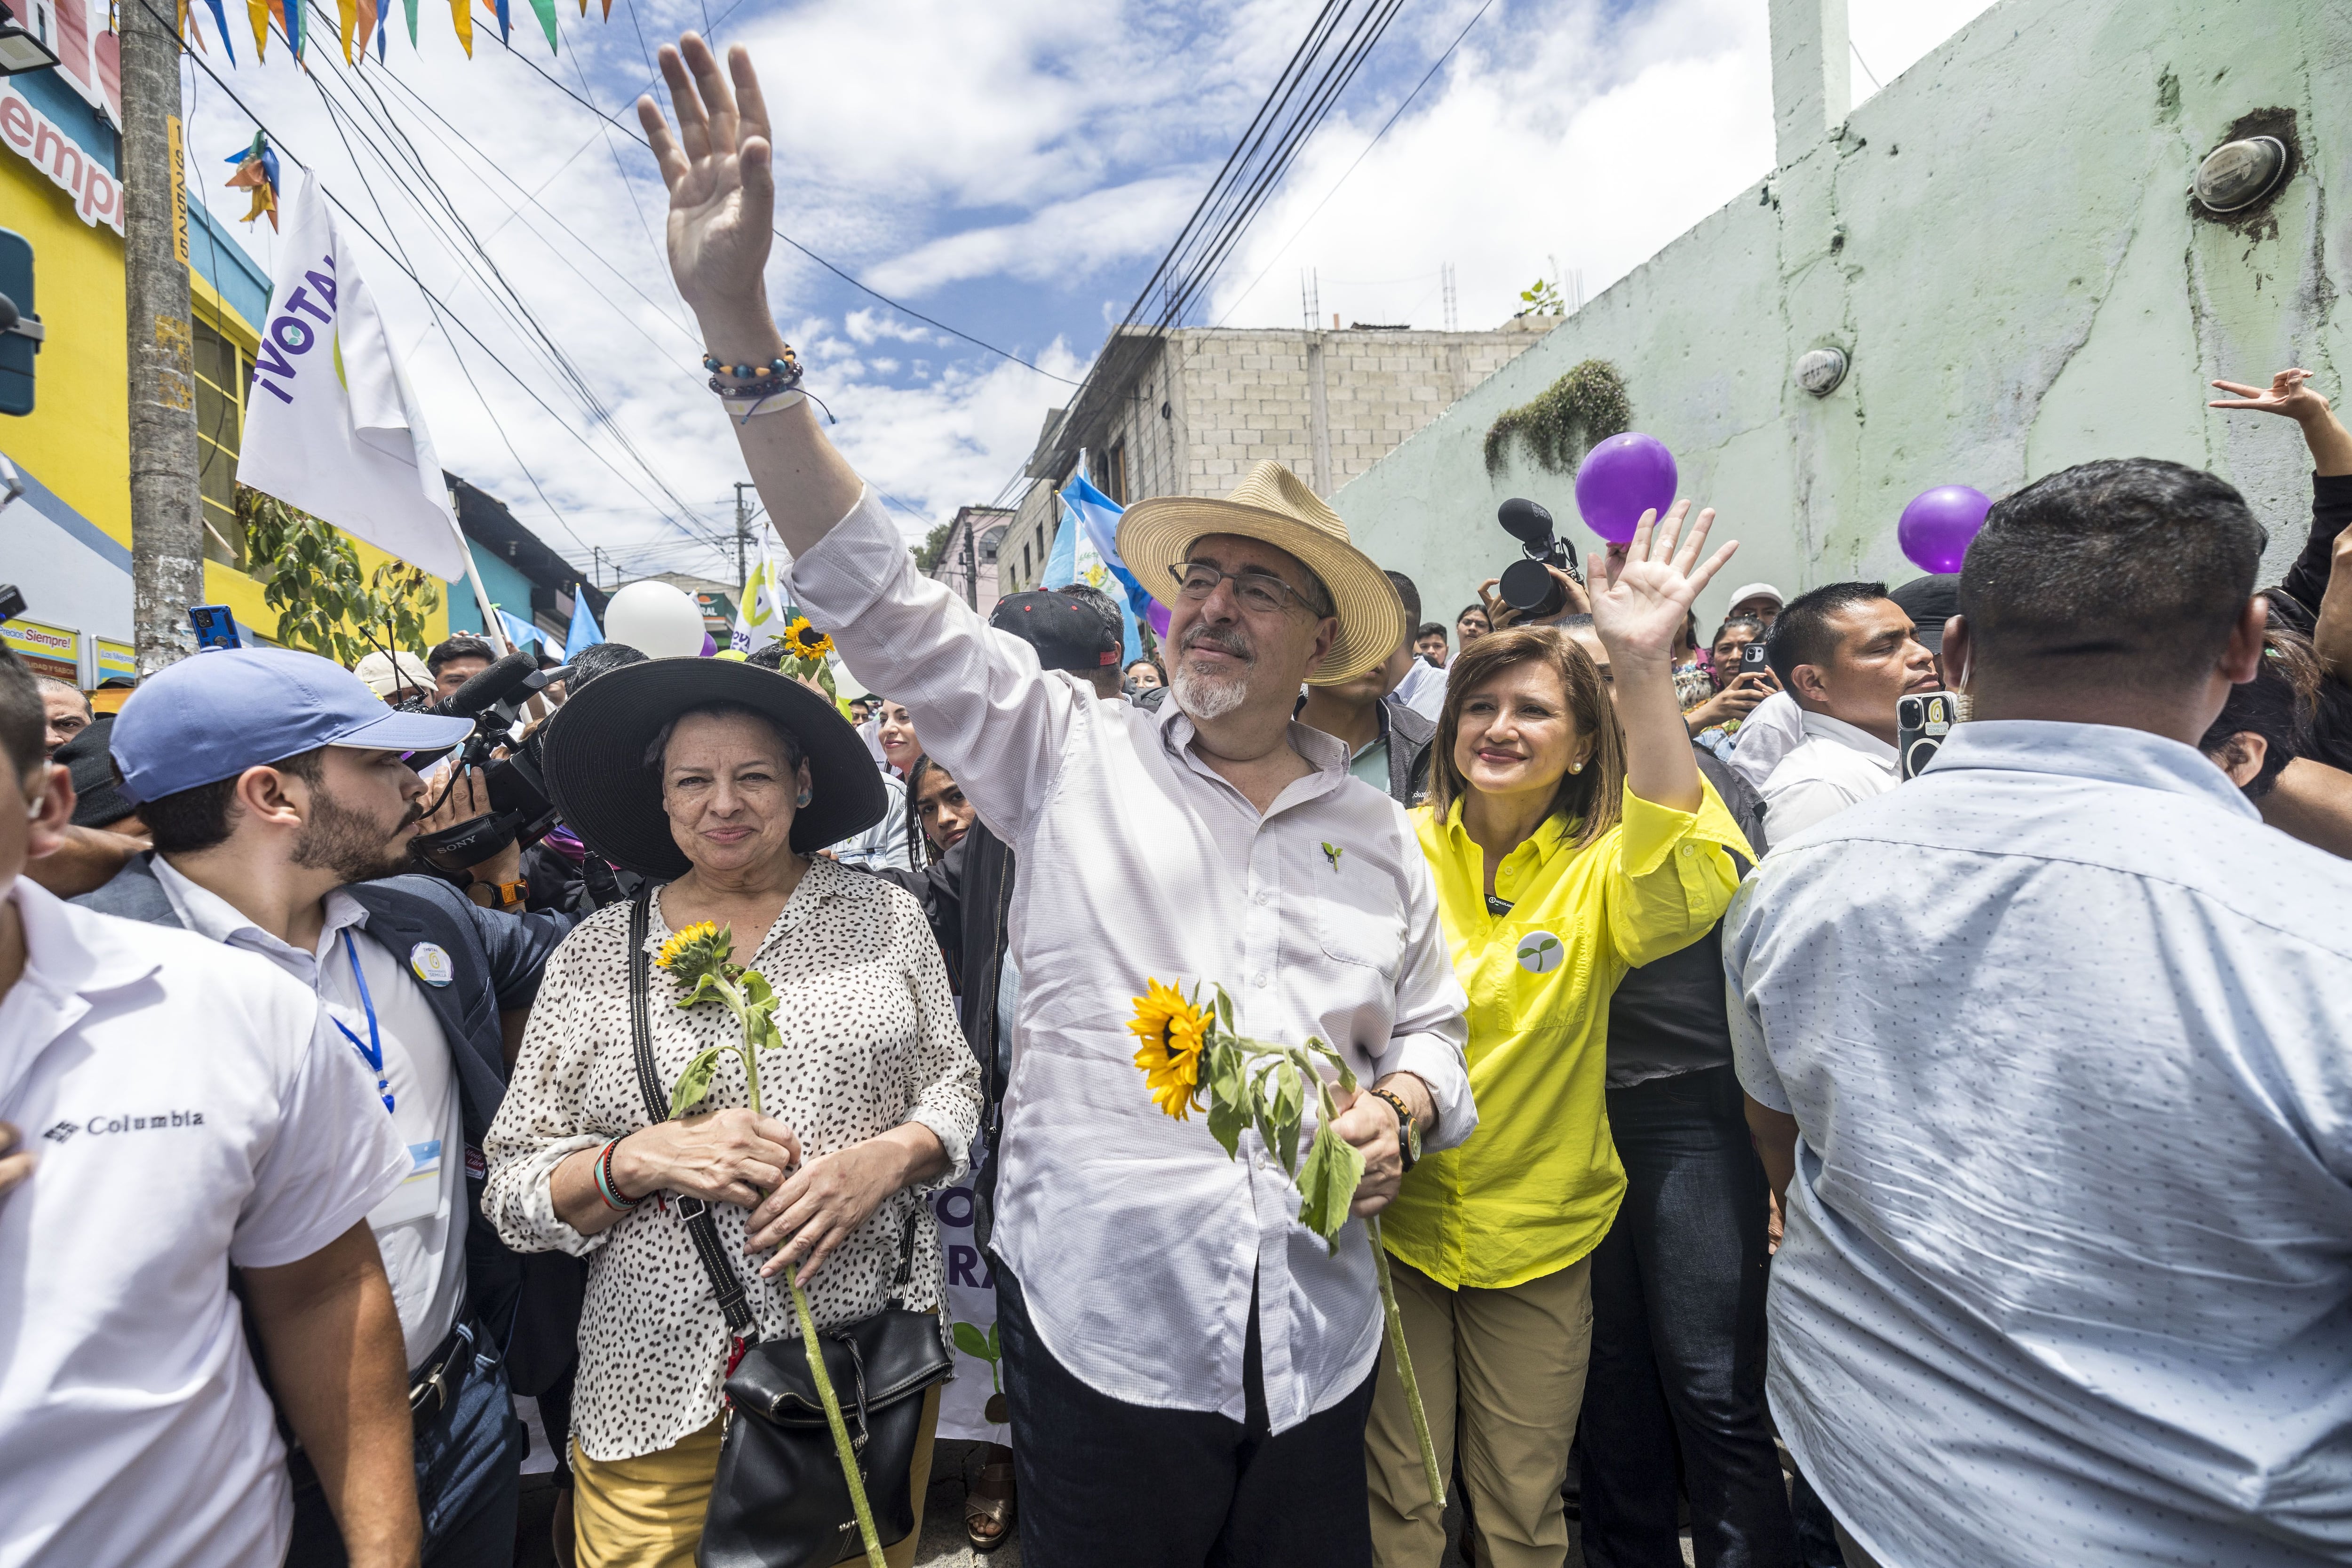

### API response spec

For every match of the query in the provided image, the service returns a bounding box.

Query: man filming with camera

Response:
[1756,583,1941,841]
[76,647,583,1568]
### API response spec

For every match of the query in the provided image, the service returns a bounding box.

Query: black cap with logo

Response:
[989,589,1121,674]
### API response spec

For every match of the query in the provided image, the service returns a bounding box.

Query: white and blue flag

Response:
[1041,471,1160,662]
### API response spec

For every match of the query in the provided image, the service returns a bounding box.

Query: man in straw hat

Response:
[637,38,1475,1563]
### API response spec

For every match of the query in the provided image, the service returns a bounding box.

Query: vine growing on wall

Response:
[238,486,443,664]
[1483,358,1631,478]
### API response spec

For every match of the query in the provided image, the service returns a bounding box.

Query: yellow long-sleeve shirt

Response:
[1382,782,1752,1290]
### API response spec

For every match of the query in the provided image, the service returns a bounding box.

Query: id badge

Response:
[372,1139,444,1226]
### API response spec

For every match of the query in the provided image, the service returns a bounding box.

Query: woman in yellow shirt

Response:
[1365,503,1754,1568]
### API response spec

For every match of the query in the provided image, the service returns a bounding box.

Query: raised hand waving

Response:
[1589,500,1740,666]
[638,35,777,336]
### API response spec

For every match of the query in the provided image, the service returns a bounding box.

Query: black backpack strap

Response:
[628,883,758,1340]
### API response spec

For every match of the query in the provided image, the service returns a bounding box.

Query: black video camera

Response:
[1496,498,1582,621]
[406,650,571,876]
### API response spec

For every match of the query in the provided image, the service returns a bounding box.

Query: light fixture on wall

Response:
[0,13,61,74]
[1796,346,1849,397]
[2193,136,2288,215]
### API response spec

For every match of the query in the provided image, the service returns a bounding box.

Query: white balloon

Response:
[604,581,708,659]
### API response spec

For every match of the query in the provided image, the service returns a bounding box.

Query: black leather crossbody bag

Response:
[626,886,953,1568]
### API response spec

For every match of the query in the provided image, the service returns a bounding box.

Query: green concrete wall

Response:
[1332,0,2348,629]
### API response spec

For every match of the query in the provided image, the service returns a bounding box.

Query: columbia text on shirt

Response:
[1726,720,2352,1567]
[0,882,410,1568]
[784,489,1475,1434]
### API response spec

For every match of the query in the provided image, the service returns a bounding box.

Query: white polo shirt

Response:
[0,879,409,1568]
[1759,709,1901,843]
[152,856,469,1368]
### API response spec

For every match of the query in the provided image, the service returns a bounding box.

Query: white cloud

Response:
[863,173,1205,296]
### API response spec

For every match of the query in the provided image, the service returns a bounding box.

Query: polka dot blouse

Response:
[484,857,981,1463]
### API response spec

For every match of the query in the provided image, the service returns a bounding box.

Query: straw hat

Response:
[1117,461,1408,685]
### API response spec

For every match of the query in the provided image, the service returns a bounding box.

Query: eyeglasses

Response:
[1170,562,1327,617]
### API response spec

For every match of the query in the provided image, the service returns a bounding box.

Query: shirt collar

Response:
[1797,708,1899,763]
[1156,699,1355,803]
[10,875,162,1003]
[1439,795,1575,878]
[151,855,368,975]
[1925,719,2259,820]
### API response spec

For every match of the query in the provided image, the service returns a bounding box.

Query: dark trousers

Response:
[1577,1066,1799,1568]
[288,1318,526,1568]
[995,1260,1378,1568]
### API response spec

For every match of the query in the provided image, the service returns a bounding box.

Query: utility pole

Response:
[121,0,204,674]
[734,481,755,595]
[960,514,977,610]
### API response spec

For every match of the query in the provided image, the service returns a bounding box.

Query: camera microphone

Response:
[432,650,541,721]
[1495,499,1580,617]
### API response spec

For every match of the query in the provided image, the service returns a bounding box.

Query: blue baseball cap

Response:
[111,647,478,806]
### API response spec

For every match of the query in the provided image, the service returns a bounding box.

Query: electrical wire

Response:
[1216,0,1496,325]
[468,27,1084,385]
[165,8,734,561]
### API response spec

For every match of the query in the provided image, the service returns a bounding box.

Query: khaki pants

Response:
[1365,1257,1594,1568]
[572,1385,941,1568]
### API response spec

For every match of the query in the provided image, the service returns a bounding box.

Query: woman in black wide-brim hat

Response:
[482,659,981,1568]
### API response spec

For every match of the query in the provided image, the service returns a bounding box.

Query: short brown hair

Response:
[1428,625,1626,856]
[135,748,326,855]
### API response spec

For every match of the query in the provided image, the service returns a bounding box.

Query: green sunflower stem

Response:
[791,1277,890,1568]
[739,1012,884,1568]
[1368,1215,1445,1510]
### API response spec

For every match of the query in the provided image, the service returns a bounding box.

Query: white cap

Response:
[1723,582,1786,613]
[352,649,434,699]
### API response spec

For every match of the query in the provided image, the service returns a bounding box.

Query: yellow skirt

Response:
[572,1385,942,1568]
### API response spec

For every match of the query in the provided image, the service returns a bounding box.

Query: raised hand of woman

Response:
[1589,500,1738,813]
[612,1107,801,1210]
[637,34,779,345]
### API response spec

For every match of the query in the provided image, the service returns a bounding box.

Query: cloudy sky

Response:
[186,0,1994,586]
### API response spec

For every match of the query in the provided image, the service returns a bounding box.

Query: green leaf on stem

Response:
[669,1046,726,1117]
[1214,984,1236,1035]
[952,1321,994,1362]
[1272,1061,1303,1174]
[1296,1122,1367,1252]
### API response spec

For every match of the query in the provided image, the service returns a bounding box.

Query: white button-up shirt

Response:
[786,490,1474,1432]
[1757,708,1899,842]
[1726,720,2352,1566]
[152,858,468,1367]
[0,879,408,1568]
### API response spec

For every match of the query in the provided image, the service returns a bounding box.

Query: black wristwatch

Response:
[1369,1086,1422,1172]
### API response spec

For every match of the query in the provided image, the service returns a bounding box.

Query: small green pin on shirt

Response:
[1321,842,1343,870]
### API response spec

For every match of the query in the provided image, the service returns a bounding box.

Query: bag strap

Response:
[628,883,923,1334]
[629,883,758,1340]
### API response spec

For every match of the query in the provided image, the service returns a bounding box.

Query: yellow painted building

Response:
[2,62,448,689]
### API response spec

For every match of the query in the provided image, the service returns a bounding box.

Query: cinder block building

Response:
[995,319,1555,597]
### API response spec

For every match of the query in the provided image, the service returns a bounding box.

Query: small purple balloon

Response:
[1898,485,1992,573]
[699,631,718,658]
[1574,432,1679,545]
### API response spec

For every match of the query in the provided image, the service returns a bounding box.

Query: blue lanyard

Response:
[331,929,394,1114]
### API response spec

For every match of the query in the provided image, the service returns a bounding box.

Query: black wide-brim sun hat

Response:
[541,657,886,880]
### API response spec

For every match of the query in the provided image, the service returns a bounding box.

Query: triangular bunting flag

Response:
[206,0,236,62]
[449,0,469,53]
[335,0,356,61]
[403,0,417,45]
[524,0,555,51]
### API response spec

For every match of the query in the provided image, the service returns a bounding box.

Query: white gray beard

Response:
[1171,662,1249,722]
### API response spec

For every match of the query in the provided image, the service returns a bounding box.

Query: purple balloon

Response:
[1574,433,1679,545]
[699,631,718,658]
[1898,485,1992,573]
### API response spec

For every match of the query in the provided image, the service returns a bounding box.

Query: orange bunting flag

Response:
[356,0,378,59]
[223,133,280,232]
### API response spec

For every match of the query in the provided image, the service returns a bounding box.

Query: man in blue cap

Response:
[77,646,584,1568]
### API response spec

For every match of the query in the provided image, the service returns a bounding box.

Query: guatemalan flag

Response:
[1042,471,1166,664]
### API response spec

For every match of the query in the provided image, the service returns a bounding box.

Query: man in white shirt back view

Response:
[1727,456,2352,1567]
[1756,582,1940,841]
[0,651,420,1568]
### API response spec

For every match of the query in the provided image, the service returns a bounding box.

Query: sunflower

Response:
[783,617,835,660]
[1128,977,1211,1121]
[656,920,732,981]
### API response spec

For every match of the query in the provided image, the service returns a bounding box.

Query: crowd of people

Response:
[4,32,2352,1568]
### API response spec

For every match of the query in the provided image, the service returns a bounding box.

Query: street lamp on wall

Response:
[0,10,60,74]
[2193,136,2288,215]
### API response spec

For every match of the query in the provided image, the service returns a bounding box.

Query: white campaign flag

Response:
[237,173,468,581]
[731,532,792,656]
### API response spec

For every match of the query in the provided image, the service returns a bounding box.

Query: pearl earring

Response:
[1569,761,1584,774]
[797,789,812,806]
